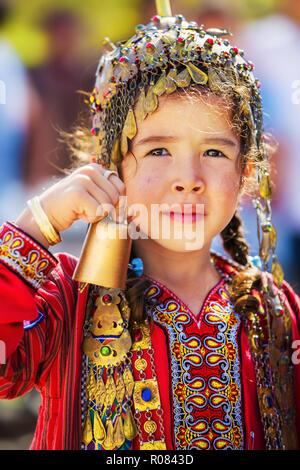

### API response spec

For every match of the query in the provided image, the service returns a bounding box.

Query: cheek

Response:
[211,169,241,206]
[132,172,160,193]
[123,169,162,207]
[144,174,161,187]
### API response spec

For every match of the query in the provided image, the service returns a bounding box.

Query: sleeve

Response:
[0,221,78,399]
[282,279,300,332]
[281,280,300,444]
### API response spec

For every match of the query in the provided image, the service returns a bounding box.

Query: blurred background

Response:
[1,0,300,450]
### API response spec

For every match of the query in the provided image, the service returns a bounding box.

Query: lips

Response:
[162,204,205,223]
[167,212,204,223]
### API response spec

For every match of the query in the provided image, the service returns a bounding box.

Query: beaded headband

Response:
[88,0,283,292]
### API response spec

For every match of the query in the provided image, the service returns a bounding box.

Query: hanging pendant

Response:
[259,173,272,199]
[208,68,222,92]
[124,408,138,440]
[120,132,128,156]
[86,368,97,400]
[82,411,93,446]
[144,87,158,114]
[186,63,208,84]
[105,373,117,409]
[123,366,135,398]
[102,418,115,450]
[271,259,284,287]
[259,231,270,262]
[175,68,191,87]
[135,89,147,120]
[95,372,106,409]
[111,137,122,165]
[152,72,168,96]
[115,372,126,404]
[123,108,137,140]
[269,224,277,250]
[94,410,106,444]
[113,414,125,448]
[82,288,132,367]
[165,69,177,94]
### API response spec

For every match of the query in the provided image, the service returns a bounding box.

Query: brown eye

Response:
[204,149,226,158]
[148,148,169,157]
[97,321,102,328]
[113,321,117,328]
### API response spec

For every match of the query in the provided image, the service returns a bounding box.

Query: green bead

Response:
[101,346,111,356]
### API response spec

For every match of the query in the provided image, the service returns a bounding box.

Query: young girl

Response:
[0,1,300,451]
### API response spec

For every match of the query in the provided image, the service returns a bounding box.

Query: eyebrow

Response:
[134,135,238,148]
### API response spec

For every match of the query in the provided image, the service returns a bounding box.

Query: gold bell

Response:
[73,218,132,289]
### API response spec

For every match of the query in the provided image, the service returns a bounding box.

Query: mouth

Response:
[163,212,205,223]
[161,205,206,224]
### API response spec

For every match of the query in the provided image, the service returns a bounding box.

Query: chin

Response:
[150,233,206,253]
[129,218,207,252]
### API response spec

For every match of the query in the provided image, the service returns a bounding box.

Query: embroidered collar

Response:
[141,252,238,323]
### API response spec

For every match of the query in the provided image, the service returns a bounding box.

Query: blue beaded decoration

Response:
[130,257,144,276]
[141,387,152,402]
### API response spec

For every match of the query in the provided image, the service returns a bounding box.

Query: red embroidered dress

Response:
[0,222,300,450]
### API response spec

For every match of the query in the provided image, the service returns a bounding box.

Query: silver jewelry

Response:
[103,170,118,180]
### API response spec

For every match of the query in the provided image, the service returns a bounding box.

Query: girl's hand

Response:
[16,164,126,248]
[39,164,126,232]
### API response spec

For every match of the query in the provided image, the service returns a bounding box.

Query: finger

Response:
[76,191,109,224]
[74,171,119,208]
[87,181,118,220]
[86,179,116,208]
[81,164,126,202]
[105,172,126,197]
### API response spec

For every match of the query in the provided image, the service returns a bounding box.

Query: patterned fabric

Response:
[144,277,244,450]
[0,221,82,449]
[0,222,57,290]
[0,223,300,449]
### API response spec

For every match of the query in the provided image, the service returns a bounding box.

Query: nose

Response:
[171,176,205,194]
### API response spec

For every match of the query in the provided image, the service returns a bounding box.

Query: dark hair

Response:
[221,212,249,266]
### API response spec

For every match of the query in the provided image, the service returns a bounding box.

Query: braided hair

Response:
[220,212,249,267]
[220,212,263,318]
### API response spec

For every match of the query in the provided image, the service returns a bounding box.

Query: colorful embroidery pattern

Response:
[146,280,244,450]
[0,222,57,290]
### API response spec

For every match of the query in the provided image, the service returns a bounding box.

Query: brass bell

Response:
[73,218,132,289]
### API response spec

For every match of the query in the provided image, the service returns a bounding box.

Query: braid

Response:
[221,213,264,321]
[221,212,249,266]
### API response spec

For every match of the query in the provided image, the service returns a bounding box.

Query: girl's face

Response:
[120,92,242,253]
